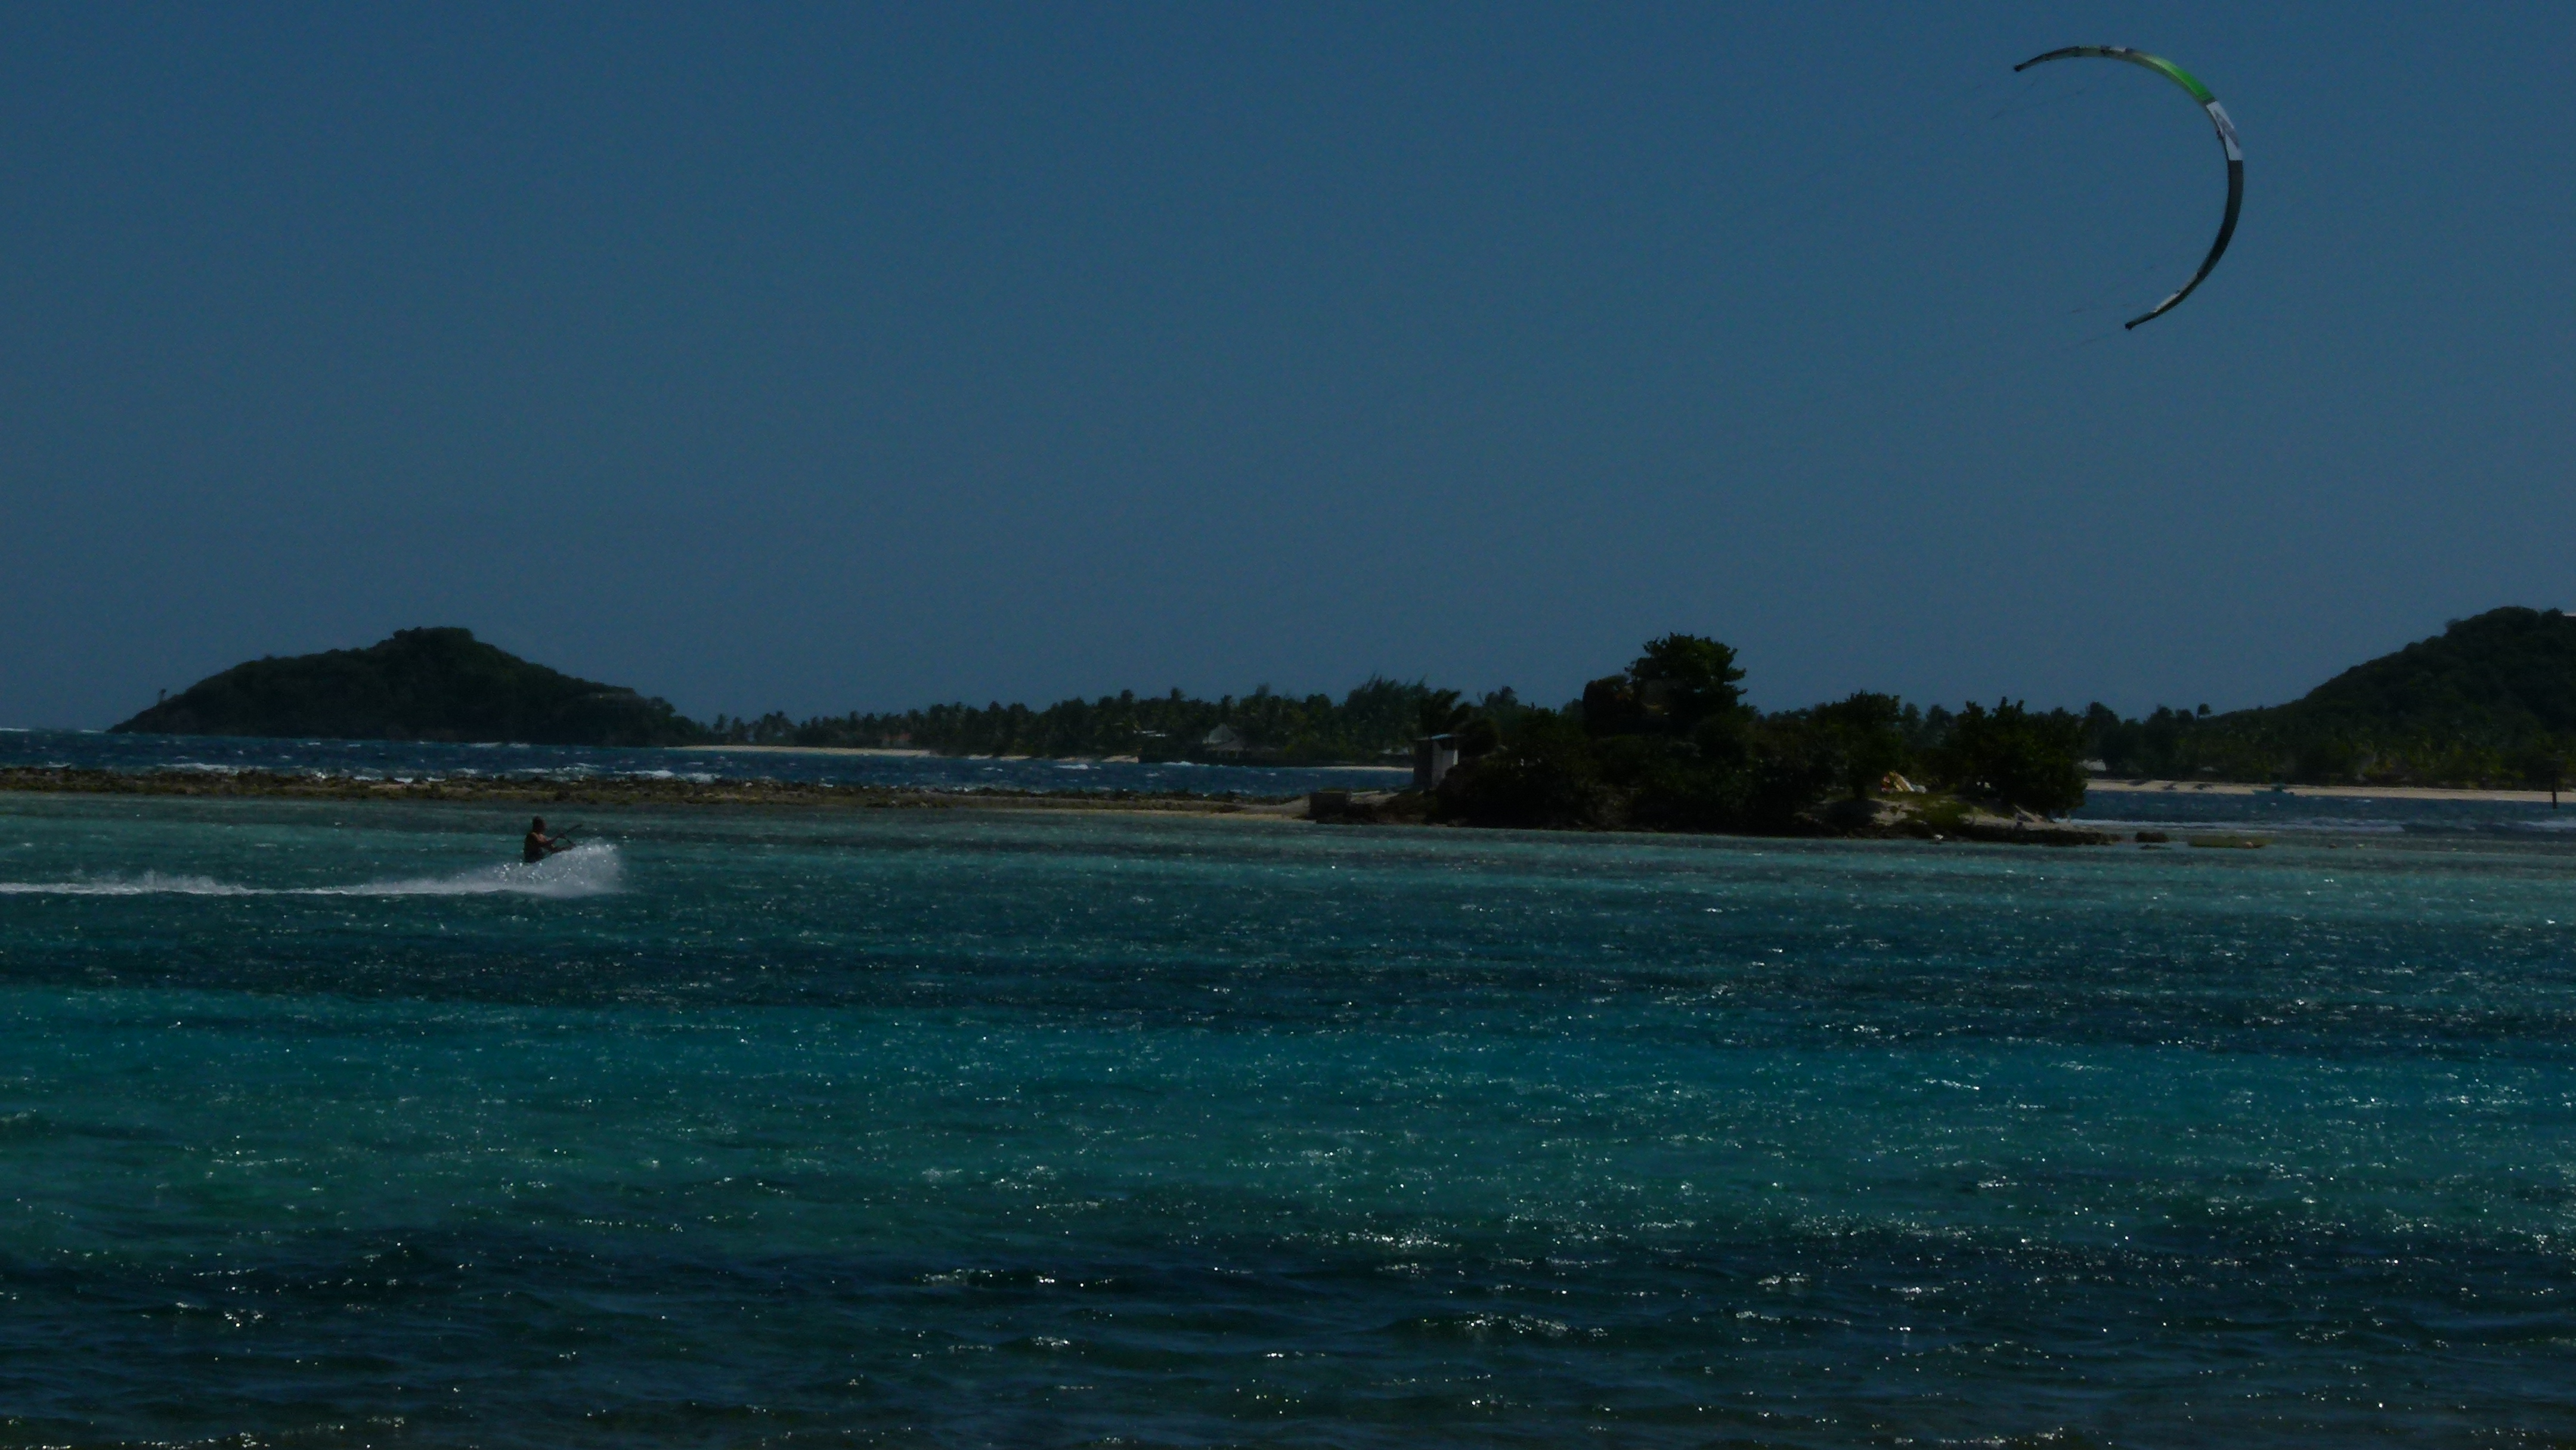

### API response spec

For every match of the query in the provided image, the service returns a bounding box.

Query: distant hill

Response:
[2091,607,2576,784]
[2262,606,2576,739]
[112,628,705,747]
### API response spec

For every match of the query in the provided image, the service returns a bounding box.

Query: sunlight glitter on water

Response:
[1,795,2572,1446]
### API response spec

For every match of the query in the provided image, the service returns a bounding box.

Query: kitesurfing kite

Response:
[2014,46,2242,329]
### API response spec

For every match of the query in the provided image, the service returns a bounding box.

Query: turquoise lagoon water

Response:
[4,782,2575,1446]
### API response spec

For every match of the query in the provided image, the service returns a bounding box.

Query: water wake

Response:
[0,841,623,899]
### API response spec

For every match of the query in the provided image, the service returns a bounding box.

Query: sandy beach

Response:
[680,743,1414,772]
[676,743,937,758]
[2089,777,2572,804]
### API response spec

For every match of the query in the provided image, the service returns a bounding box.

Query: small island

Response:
[113,628,701,748]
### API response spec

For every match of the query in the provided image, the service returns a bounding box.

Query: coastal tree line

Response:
[712,633,2102,823]
[703,677,1444,765]
[707,608,2576,797]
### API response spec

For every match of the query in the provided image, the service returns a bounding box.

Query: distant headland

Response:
[2086,605,2576,787]
[111,628,700,748]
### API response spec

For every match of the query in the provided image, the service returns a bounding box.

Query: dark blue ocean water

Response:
[4,747,2575,1446]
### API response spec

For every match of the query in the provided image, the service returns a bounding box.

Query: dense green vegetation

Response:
[708,678,1447,765]
[1430,634,2089,829]
[2080,607,2576,787]
[111,628,700,747]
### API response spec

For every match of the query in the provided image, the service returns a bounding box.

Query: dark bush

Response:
[1433,712,1620,829]
[1931,701,2087,814]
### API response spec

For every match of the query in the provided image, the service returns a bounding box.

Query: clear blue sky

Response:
[4,2,2569,727]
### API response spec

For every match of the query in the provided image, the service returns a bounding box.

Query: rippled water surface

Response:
[2,792,2572,1447]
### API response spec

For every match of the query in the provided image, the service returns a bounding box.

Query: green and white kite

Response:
[2015,46,2243,329]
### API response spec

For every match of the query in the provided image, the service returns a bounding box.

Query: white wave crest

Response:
[0,872,256,897]
[0,841,622,899]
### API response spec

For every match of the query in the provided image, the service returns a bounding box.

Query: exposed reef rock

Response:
[1304,788,2111,845]
[1792,795,2114,845]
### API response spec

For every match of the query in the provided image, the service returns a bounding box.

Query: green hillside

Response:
[2276,606,2576,738]
[111,628,703,747]
[2089,607,2576,785]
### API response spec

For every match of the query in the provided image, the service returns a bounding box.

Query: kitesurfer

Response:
[523,816,571,864]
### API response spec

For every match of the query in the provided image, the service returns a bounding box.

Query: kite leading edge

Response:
[2014,46,2243,329]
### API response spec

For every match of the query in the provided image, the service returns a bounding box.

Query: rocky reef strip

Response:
[0,767,1302,816]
